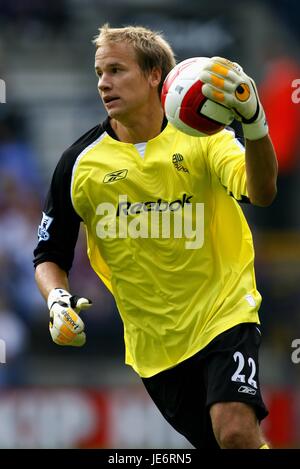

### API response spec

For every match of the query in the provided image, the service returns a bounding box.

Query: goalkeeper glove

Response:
[47,288,92,347]
[199,56,268,140]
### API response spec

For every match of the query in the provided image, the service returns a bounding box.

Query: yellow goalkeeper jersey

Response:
[68,120,261,377]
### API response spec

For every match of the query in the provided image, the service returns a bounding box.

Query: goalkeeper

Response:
[33,25,277,449]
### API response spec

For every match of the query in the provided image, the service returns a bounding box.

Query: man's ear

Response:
[149,67,162,88]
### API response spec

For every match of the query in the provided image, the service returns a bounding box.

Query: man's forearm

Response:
[35,262,69,302]
[245,134,278,207]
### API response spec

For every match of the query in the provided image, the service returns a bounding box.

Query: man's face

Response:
[95,41,157,120]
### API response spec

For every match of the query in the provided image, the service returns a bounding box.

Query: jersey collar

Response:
[102,116,168,142]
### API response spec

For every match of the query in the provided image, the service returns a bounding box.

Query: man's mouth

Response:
[103,96,119,104]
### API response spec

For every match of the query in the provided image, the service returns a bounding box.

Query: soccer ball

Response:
[161,57,234,137]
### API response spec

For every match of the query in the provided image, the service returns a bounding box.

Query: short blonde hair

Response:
[93,24,176,93]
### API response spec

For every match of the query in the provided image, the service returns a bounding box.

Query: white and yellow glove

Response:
[47,288,92,346]
[199,56,268,140]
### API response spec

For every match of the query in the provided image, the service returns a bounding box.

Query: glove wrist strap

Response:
[242,109,269,140]
[47,288,71,310]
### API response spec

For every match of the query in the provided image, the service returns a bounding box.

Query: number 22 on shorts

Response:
[231,351,258,389]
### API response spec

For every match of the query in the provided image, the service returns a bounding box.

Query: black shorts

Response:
[142,323,268,449]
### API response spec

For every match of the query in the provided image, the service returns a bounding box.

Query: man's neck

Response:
[110,107,165,144]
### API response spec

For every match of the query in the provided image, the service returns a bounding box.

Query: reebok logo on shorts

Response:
[238,385,257,395]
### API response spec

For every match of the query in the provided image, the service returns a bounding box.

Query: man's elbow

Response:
[250,185,277,207]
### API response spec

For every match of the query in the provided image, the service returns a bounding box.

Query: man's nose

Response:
[98,74,112,91]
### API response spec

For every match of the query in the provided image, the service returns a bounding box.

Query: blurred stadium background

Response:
[0,0,300,448]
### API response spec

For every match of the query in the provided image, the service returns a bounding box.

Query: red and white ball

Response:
[161,57,234,137]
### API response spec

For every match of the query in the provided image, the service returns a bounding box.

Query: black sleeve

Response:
[33,150,82,274]
[33,122,107,273]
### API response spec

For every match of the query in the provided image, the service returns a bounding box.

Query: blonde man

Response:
[34,24,277,449]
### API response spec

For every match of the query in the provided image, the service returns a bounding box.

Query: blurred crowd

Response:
[0,108,41,384]
[0,0,300,390]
